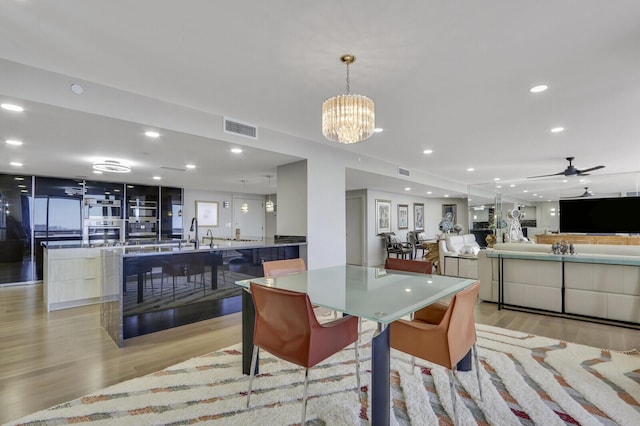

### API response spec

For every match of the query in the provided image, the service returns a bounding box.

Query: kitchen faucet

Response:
[206,229,213,247]
[190,217,199,249]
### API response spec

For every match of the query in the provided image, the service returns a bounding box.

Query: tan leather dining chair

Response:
[263,258,334,318]
[262,258,306,277]
[390,281,482,425]
[384,257,433,274]
[246,282,360,425]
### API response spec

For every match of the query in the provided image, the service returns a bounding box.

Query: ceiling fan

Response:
[527,157,605,178]
[562,187,593,198]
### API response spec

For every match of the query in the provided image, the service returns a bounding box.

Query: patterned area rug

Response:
[9,322,640,425]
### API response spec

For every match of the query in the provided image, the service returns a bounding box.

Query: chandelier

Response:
[265,175,275,212]
[322,54,375,144]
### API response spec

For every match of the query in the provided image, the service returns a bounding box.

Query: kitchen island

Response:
[100,239,306,346]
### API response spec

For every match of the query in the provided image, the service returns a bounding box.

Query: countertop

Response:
[43,238,307,257]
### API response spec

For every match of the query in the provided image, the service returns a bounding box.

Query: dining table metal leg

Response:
[241,289,257,375]
[371,322,390,425]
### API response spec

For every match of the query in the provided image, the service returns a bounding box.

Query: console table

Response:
[485,250,640,326]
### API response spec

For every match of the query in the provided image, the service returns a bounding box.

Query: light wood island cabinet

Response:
[43,246,103,311]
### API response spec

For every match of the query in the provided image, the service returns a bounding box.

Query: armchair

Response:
[383,232,414,259]
[390,282,482,425]
[407,231,427,259]
[246,283,360,425]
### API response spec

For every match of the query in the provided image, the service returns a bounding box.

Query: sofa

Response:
[478,242,640,324]
[438,234,480,278]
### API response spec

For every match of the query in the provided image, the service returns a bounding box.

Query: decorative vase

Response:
[485,233,497,248]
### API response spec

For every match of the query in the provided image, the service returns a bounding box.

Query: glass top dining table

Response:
[236,264,477,425]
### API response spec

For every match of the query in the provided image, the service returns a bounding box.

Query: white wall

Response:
[276,160,307,236]
[183,188,264,240]
[531,201,560,236]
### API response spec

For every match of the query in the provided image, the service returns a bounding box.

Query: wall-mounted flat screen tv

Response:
[559,197,640,234]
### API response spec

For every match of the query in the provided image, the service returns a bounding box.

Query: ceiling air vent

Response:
[224,117,258,139]
[398,167,410,177]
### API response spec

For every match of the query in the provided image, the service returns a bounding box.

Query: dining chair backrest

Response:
[442,281,480,367]
[384,257,433,274]
[263,258,306,277]
[250,282,318,367]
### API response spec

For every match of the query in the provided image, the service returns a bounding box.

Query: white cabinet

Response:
[43,247,103,311]
[443,255,478,279]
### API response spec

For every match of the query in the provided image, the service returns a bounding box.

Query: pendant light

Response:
[322,54,375,144]
[240,179,248,214]
[265,175,274,212]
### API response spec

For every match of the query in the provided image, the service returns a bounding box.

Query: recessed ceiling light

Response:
[1,103,24,112]
[127,185,134,188]
[14,177,24,180]
[186,164,196,169]
[70,84,84,94]
[467,168,475,172]
[550,127,564,133]
[562,179,568,183]
[153,176,161,180]
[523,190,529,193]
[18,185,26,188]
[423,149,433,155]
[373,128,383,133]
[426,191,432,195]
[104,191,110,195]
[5,139,23,146]
[93,170,103,174]
[510,184,516,187]
[20,189,28,193]
[231,148,243,154]
[493,178,500,181]
[444,194,449,198]
[530,84,548,93]
[496,185,502,188]
[404,187,411,191]
[114,189,120,192]
[10,162,22,167]
[145,131,160,138]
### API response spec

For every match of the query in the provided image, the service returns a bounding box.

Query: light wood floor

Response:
[2,283,639,424]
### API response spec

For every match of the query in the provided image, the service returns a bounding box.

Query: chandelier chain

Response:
[346,61,350,94]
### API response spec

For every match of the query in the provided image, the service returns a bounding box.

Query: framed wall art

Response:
[442,203,457,224]
[398,204,409,229]
[414,203,424,231]
[196,200,219,227]
[375,199,391,234]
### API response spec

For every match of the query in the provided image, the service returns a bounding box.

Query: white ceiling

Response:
[2,1,640,199]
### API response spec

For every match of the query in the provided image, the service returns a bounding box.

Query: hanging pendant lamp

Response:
[265,175,274,212]
[322,54,375,144]
[240,180,248,213]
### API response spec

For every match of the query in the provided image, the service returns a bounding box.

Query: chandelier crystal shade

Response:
[322,55,375,144]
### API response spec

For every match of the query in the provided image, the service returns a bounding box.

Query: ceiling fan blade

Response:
[577,165,605,175]
[526,171,565,179]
